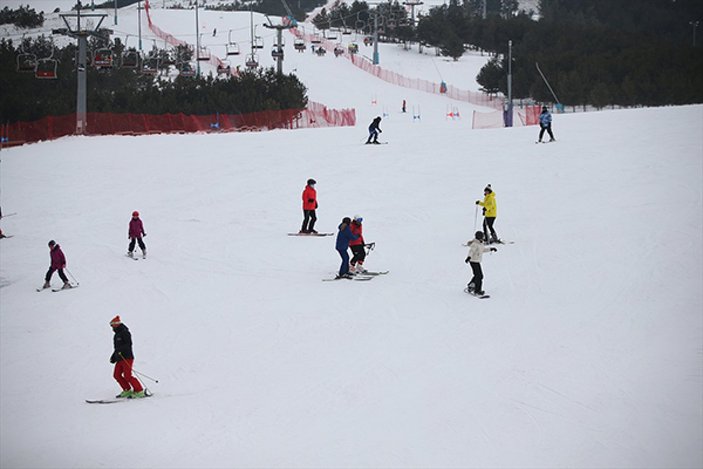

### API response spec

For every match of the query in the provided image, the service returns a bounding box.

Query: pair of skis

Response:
[323,271,389,282]
[86,390,154,404]
[36,284,79,293]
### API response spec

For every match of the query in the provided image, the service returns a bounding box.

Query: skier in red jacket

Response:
[349,215,366,273]
[300,179,318,234]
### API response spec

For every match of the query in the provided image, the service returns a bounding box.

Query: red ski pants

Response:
[113,359,143,392]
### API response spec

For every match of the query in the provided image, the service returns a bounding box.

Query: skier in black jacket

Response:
[110,315,146,398]
[365,116,382,144]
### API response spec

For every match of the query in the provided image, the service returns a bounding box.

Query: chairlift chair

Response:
[216,60,231,75]
[245,53,258,69]
[294,38,306,51]
[178,61,196,77]
[121,49,139,68]
[35,58,58,79]
[253,36,264,49]
[17,53,37,73]
[271,46,284,60]
[227,30,240,55]
[197,46,210,61]
[93,48,114,70]
[311,33,322,44]
[141,56,159,75]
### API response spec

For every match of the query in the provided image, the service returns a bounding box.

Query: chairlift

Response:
[325,29,338,40]
[17,52,37,73]
[141,56,159,75]
[315,47,326,56]
[121,48,139,69]
[293,38,306,51]
[253,36,264,49]
[35,58,58,79]
[93,47,114,70]
[342,26,352,35]
[271,46,284,60]
[216,60,231,75]
[311,33,322,44]
[197,46,210,61]
[245,53,258,69]
[227,30,240,55]
[178,61,196,77]
[334,43,345,57]
[347,42,359,54]
[35,46,58,79]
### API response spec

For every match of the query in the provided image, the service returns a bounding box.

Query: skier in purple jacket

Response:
[42,240,71,289]
[128,211,147,258]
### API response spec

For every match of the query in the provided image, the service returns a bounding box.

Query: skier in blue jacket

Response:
[335,217,359,278]
[538,106,555,142]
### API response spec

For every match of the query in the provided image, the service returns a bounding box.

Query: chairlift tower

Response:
[53,2,108,135]
[263,18,293,75]
[402,1,423,26]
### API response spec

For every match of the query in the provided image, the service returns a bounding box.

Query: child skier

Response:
[538,106,556,142]
[476,184,499,243]
[128,211,147,258]
[300,179,318,234]
[42,240,71,290]
[349,215,366,273]
[366,116,382,144]
[109,315,146,398]
[465,231,497,296]
[335,217,358,278]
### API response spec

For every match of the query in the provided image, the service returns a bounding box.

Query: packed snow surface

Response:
[1,4,702,469]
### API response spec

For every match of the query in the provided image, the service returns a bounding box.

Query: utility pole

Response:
[195,0,201,76]
[506,39,513,127]
[690,21,700,47]
[53,2,108,135]
[373,11,379,65]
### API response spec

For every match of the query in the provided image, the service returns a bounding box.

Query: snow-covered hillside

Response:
[1,3,702,469]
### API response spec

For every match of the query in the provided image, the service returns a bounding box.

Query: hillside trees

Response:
[0,36,308,123]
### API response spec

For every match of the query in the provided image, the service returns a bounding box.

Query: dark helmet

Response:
[307,178,316,185]
[342,217,351,224]
[542,106,548,111]
[48,240,56,247]
[475,231,484,240]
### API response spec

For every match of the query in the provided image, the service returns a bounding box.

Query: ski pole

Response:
[118,352,159,383]
[65,267,80,286]
[473,204,479,231]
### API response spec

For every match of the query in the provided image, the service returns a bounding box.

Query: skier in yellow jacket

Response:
[476,184,499,244]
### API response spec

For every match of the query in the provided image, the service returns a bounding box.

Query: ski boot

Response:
[127,251,134,258]
[61,282,72,290]
[116,389,133,398]
[42,281,51,290]
[356,264,367,274]
[130,390,146,399]
[141,249,147,259]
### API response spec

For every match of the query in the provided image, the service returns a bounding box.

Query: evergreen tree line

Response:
[0,5,44,28]
[417,0,703,106]
[204,0,326,23]
[0,36,308,124]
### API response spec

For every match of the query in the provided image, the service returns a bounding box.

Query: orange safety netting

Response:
[2,106,356,145]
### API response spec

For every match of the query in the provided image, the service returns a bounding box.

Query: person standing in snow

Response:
[335,217,359,278]
[349,215,366,274]
[110,315,146,399]
[128,211,147,258]
[42,240,71,290]
[300,179,318,234]
[537,106,555,143]
[476,184,499,244]
[465,231,497,296]
[366,116,382,144]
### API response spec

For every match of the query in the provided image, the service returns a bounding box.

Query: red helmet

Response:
[132,211,139,217]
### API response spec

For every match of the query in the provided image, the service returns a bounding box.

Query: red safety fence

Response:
[1,105,356,145]
[471,105,541,129]
[288,26,503,111]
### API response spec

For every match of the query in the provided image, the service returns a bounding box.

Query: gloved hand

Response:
[475,200,480,205]
[465,257,470,263]
[110,354,116,364]
[143,233,147,237]
[315,202,318,209]
[490,247,497,252]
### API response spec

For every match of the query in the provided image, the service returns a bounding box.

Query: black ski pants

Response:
[483,217,497,241]
[45,267,68,283]
[129,236,146,253]
[301,209,317,232]
[350,244,366,266]
[468,262,484,292]
[539,124,555,141]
